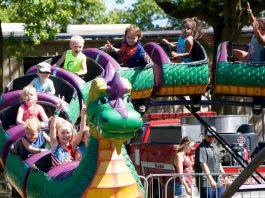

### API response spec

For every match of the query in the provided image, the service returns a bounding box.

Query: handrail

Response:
[143,172,265,198]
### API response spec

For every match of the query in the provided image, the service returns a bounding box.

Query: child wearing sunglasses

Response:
[29,62,55,95]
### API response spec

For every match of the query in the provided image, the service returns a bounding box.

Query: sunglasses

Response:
[39,71,51,74]
[183,26,191,30]
[206,135,215,139]
[189,143,195,149]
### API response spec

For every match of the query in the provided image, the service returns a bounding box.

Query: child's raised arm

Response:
[104,40,113,51]
[103,40,120,53]
[50,97,64,150]
[72,102,87,150]
[247,2,256,25]
[253,21,265,45]
[43,131,51,144]
[247,2,265,45]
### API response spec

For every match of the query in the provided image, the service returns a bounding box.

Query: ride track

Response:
[0,41,264,197]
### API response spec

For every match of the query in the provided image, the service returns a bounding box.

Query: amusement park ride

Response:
[0,40,265,197]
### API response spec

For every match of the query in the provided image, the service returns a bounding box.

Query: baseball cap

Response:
[204,126,216,136]
[37,62,51,73]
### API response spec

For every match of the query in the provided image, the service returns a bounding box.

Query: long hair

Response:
[182,17,203,40]
[170,136,193,165]
[177,136,193,152]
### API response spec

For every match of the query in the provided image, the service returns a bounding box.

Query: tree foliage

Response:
[0,0,107,92]
[102,0,178,31]
[5,0,107,44]
[121,0,170,31]
[1,0,175,43]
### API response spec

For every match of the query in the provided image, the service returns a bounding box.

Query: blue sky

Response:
[103,0,136,11]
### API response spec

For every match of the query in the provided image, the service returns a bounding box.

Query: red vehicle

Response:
[129,112,216,196]
[130,112,216,173]
[129,112,265,197]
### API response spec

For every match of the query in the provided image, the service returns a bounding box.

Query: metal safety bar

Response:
[141,172,265,198]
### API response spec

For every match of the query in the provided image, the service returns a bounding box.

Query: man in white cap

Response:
[29,62,55,95]
[194,126,225,198]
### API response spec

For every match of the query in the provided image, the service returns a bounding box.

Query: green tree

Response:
[10,0,107,43]
[0,0,107,92]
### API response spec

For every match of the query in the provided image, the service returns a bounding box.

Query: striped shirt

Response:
[51,144,75,168]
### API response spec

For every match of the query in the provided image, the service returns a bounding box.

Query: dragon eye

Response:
[123,95,131,103]
[98,97,109,104]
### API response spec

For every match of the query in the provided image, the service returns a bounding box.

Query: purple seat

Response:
[47,161,80,178]
[1,125,25,166]
[25,150,51,166]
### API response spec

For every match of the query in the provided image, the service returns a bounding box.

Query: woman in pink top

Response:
[172,136,194,198]
[16,85,49,125]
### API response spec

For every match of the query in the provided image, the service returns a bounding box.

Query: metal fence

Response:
[140,172,265,198]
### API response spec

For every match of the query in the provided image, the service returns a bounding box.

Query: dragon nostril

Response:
[101,117,108,123]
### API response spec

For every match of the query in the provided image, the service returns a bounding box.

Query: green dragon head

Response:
[87,71,143,153]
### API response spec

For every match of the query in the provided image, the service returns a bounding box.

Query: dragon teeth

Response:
[95,126,103,135]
